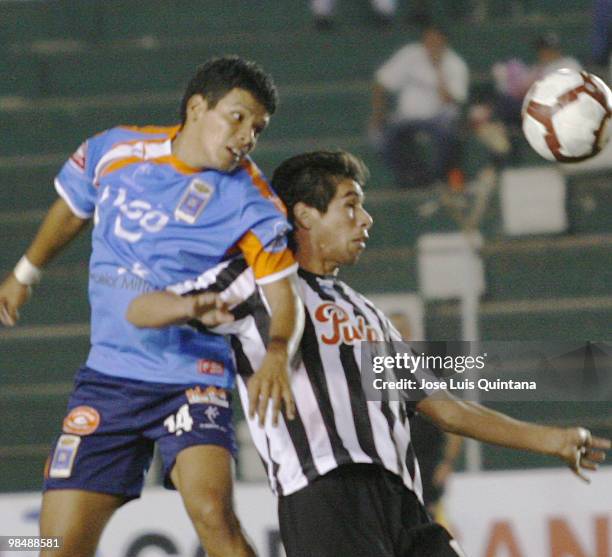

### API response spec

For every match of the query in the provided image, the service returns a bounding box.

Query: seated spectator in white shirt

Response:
[370,22,469,188]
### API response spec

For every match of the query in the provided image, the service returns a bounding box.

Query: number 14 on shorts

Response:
[164,404,193,436]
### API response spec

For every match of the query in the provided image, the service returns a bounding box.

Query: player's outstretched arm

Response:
[417,391,610,483]
[127,291,234,328]
[0,197,88,326]
[248,275,303,426]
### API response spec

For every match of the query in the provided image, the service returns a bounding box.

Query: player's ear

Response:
[186,94,208,121]
[293,202,315,230]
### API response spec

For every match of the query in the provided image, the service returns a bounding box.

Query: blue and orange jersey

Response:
[55,125,297,387]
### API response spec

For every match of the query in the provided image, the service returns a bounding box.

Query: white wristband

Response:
[14,256,42,286]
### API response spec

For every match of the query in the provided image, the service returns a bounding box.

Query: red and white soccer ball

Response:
[521,68,612,162]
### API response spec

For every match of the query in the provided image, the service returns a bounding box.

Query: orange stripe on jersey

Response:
[101,154,200,177]
[99,126,180,178]
[242,160,287,216]
[100,156,143,177]
[238,230,296,280]
[110,125,179,157]
[99,123,200,177]
[152,155,201,175]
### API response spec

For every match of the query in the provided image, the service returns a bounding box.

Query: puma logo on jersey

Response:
[314,302,380,345]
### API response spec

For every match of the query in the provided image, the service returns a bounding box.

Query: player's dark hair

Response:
[180,56,278,123]
[271,150,369,251]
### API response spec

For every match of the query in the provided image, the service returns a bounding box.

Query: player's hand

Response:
[0,273,31,327]
[247,343,295,427]
[559,427,610,483]
[188,292,234,328]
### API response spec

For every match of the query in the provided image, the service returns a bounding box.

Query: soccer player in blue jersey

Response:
[0,56,302,557]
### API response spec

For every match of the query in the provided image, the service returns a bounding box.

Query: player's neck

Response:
[297,260,339,277]
[295,247,339,277]
[172,128,207,170]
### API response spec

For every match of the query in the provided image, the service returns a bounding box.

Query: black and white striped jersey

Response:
[169,257,426,499]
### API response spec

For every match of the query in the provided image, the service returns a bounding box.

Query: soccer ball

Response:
[521,68,612,162]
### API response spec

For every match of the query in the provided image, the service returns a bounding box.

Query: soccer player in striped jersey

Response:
[127,150,610,557]
[0,57,302,557]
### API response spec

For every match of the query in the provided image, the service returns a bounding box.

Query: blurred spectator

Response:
[533,32,582,75]
[311,0,396,28]
[370,23,469,188]
[492,31,582,129]
[467,103,511,168]
[591,0,611,81]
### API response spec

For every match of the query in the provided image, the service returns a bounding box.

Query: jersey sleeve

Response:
[237,164,298,285]
[166,259,259,338]
[54,132,107,218]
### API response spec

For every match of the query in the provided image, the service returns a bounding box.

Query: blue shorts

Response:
[43,366,237,500]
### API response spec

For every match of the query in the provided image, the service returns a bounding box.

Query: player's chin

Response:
[218,159,239,173]
[345,246,366,265]
[215,152,241,172]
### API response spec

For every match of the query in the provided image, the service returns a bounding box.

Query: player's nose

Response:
[359,207,373,230]
[237,123,256,150]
